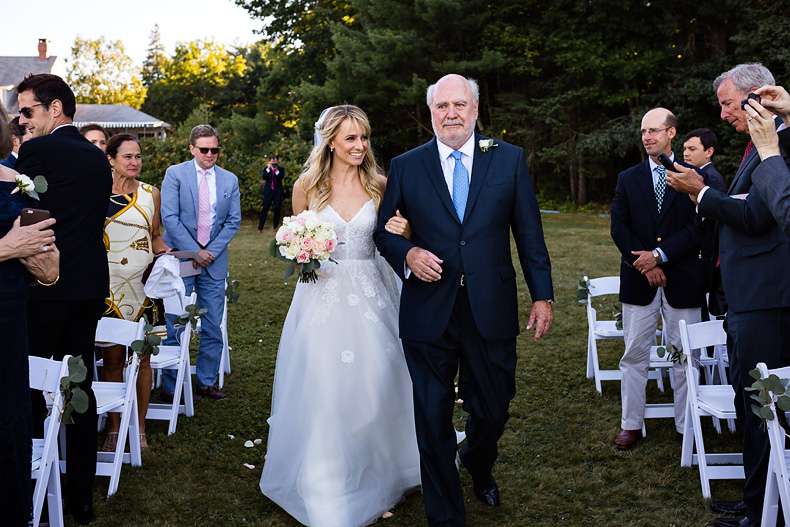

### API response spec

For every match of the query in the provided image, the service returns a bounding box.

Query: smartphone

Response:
[656,153,679,173]
[20,208,50,226]
[741,92,761,111]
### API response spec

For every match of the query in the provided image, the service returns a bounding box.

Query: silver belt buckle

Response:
[460,274,466,287]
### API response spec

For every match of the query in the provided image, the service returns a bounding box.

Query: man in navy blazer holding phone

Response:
[610,107,721,452]
[161,125,241,400]
[375,74,553,527]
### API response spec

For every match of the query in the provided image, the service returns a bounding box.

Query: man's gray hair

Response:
[189,124,219,145]
[713,63,775,93]
[426,76,480,107]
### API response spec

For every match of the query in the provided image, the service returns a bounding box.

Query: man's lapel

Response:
[184,161,199,220]
[421,138,459,222]
[728,147,759,194]
[463,132,492,223]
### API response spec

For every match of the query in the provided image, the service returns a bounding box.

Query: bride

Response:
[260,105,420,527]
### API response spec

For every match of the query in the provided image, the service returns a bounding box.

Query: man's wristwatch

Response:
[652,249,663,263]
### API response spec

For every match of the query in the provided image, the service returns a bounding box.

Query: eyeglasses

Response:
[638,127,671,137]
[197,147,221,155]
[19,101,52,119]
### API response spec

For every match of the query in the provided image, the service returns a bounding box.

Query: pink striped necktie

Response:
[197,169,211,247]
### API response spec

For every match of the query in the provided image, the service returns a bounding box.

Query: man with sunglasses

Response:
[160,124,241,400]
[610,107,718,451]
[15,73,112,525]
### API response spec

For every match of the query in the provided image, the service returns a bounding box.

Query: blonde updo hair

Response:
[299,105,384,212]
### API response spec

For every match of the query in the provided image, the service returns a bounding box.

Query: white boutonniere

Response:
[10,174,48,200]
[479,139,498,153]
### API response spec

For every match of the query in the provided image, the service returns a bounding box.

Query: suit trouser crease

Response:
[620,287,701,432]
[162,271,225,391]
[402,286,516,527]
[258,188,283,230]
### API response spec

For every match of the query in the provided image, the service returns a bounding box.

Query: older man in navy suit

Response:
[160,125,241,400]
[667,63,790,527]
[374,74,554,527]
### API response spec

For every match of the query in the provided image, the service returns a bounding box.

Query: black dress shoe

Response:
[71,504,95,525]
[473,481,501,507]
[196,385,226,400]
[713,517,756,527]
[711,500,747,516]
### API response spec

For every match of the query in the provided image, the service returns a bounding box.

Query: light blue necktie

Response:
[655,165,666,213]
[451,151,469,222]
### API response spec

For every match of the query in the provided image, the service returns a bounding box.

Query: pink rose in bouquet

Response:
[269,210,341,283]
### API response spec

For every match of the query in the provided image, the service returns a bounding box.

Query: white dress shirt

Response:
[194,159,217,228]
[648,153,673,262]
[436,134,475,197]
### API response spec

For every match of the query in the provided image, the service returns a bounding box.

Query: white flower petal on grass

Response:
[254,439,262,445]
[244,440,254,448]
[243,463,255,470]
[227,434,235,440]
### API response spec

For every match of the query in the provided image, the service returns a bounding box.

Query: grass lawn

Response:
[87,213,743,526]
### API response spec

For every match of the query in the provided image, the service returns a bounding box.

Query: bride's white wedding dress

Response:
[260,199,420,527]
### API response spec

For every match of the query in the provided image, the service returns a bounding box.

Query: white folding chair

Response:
[30,355,70,527]
[92,317,145,498]
[757,362,790,527]
[218,293,231,389]
[585,276,663,394]
[679,319,743,499]
[148,292,197,435]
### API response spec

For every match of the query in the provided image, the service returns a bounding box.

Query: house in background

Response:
[1,39,169,140]
[74,104,170,140]
[0,39,63,114]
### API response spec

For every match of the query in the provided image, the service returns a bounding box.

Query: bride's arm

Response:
[379,175,412,240]
[292,176,309,215]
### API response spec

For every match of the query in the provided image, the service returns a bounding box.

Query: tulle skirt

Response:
[260,258,421,527]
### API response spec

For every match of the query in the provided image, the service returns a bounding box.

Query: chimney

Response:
[38,39,49,61]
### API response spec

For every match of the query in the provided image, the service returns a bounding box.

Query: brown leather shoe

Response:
[614,429,643,450]
[196,385,226,400]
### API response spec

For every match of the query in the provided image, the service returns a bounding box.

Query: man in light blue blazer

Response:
[161,124,241,400]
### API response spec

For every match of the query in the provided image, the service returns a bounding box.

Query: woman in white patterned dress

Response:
[260,105,420,527]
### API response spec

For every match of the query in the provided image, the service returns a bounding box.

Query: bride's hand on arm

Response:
[385,210,412,240]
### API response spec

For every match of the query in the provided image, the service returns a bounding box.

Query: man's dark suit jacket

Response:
[262,166,285,194]
[699,142,790,313]
[0,153,15,169]
[751,128,790,239]
[610,158,716,309]
[374,133,553,343]
[16,126,111,302]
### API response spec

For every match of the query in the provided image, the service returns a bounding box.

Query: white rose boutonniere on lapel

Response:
[478,139,498,153]
[10,174,48,200]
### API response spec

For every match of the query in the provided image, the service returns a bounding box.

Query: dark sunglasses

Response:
[19,101,52,119]
[197,147,221,155]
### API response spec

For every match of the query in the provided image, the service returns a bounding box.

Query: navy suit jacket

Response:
[699,132,790,314]
[16,126,111,302]
[374,133,553,343]
[751,128,790,239]
[611,158,715,308]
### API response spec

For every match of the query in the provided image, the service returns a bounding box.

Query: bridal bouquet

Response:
[269,210,340,283]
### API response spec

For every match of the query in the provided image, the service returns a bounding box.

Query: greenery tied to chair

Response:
[746,369,790,433]
[59,356,90,424]
[656,341,686,364]
[577,276,592,303]
[173,303,207,332]
[226,277,240,304]
[130,315,161,359]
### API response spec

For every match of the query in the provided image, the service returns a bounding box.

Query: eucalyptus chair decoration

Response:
[219,275,240,388]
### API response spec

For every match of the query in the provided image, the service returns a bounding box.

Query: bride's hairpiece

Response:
[314,107,334,147]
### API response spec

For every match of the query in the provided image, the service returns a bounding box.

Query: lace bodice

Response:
[317,200,377,261]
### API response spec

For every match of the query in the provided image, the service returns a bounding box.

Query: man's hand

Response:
[665,163,705,198]
[644,266,666,288]
[526,300,553,341]
[22,243,60,283]
[193,249,215,268]
[755,85,790,124]
[405,247,443,282]
[744,97,782,161]
[631,250,658,273]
